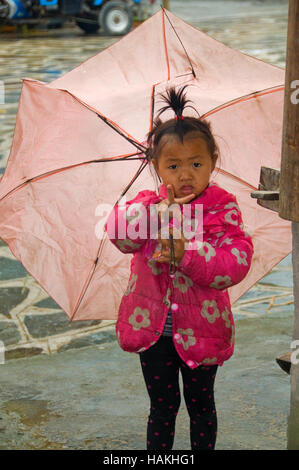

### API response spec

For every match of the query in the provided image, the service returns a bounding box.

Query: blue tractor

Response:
[0,0,152,35]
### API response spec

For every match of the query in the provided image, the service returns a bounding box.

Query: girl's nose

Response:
[179,169,192,181]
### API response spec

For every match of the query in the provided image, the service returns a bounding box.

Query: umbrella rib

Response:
[161,7,171,81]
[215,167,258,190]
[175,72,195,78]
[201,85,284,119]
[96,112,147,154]
[117,158,149,202]
[150,83,156,132]
[70,159,149,319]
[70,236,106,321]
[49,85,147,155]
[162,7,196,78]
[0,153,146,203]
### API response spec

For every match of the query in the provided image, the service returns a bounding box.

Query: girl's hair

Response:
[146,86,219,167]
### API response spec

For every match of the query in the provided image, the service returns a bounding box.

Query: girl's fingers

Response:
[174,193,196,205]
[155,235,170,262]
[157,233,170,249]
[167,183,195,205]
[157,200,169,225]
[167,185,175,205]
[155,253,171,263]
[158,185,195,209]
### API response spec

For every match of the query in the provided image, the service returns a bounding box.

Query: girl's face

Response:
[152,132,216,199]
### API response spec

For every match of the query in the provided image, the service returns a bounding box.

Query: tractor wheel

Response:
[99,1,133,36]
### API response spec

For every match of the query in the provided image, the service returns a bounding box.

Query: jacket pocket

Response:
[116,294,164,353]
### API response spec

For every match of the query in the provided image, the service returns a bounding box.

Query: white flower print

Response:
[224,202,240,212]
[175,328,196,351]
[207,231,225,248]
[147,258,163,275]
[129,307,151,331]
[218,237,233,247]
[172,271,193,293]
[209,275,232,289]
[201,357,218,364]
[201,300,220,323]
[208,209,223,215]
[221,306,231,328]
[238,222,251,238]
[197,242,216,262]
[136,341,156,353]
[124,202,144,225]
[116,239,141,252]
[231,247,248,266]
[124,274,138,296]
[224,209,239,225]
[182,216,199,241]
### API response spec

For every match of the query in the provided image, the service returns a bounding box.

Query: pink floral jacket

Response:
[106,181,254,369]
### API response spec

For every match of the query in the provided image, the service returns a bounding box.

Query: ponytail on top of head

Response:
[146,85,219,168]
[156,85,199,120]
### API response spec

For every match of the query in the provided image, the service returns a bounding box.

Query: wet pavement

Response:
[0,309,293,450]
[0,0,293,450]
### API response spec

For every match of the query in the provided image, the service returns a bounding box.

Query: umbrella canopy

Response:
[0,8,291,321]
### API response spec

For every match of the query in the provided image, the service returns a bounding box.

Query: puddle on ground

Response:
[1,399,65,449]
[3,399,50,426]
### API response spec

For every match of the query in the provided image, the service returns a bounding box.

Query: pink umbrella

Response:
[0,8,291,321]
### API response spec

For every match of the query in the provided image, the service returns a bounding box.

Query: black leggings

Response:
[139,335,218,450]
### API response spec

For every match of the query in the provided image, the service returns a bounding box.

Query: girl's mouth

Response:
[180,186,194,194]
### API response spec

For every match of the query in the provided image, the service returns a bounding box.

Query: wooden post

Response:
[278,0,299,450]
[289,222,299,449]
[279,0,299,222]
[162,0,170,11]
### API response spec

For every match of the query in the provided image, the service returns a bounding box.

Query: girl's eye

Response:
[193,162,201,168]
[168,165,177,170]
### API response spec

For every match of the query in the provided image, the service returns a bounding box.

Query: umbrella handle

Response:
[169,233,177,275]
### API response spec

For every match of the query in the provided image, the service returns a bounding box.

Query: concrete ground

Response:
[0,307,292,450]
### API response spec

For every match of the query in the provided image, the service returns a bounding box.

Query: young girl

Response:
[106,86,254,450]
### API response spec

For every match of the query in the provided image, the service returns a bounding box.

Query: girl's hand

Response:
[155,184,194,265]
[155,226,188,265]
[157,184,195,221]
